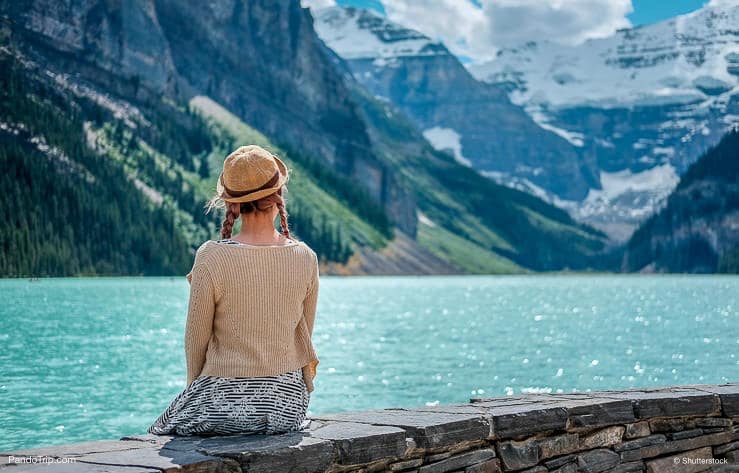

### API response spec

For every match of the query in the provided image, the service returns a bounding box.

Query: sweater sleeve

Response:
[303,256,320,336]
[301,254,320,391]
[184,254,216,385]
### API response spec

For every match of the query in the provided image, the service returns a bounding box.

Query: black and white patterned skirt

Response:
[148,369,310,436]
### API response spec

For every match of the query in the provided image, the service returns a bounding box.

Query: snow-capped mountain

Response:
[310,5,447,61]
[469,2,739,238]
[312,7,588,200]
[314,3,739,241]
[471,3,739,111]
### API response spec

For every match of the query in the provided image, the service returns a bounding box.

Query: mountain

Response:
[0,0,607,276]
[622,129,739,273]
[311,6,589,200]
[470,2,739,239]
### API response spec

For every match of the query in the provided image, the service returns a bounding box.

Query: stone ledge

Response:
[0,383,737,472]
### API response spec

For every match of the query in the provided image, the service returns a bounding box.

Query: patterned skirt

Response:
[148,369,310,436]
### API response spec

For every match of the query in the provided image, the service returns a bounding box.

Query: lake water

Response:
[1,275,737,451]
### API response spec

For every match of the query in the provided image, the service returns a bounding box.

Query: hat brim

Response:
[216,155,289,203]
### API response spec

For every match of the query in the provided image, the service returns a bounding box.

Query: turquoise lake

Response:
[1,275,737,451]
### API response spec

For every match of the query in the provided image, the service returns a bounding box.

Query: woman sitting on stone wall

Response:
[148,145,320,436]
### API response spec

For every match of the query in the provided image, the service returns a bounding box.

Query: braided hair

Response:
[214,188,291,240]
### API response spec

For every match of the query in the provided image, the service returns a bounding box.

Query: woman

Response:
[148,145,320,436]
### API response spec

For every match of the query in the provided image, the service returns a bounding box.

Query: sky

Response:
[332,0,710,27]
[304,0,717,63]
[627,0,709,25]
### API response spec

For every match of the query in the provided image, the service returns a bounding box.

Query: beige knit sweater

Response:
[184,239,320,392]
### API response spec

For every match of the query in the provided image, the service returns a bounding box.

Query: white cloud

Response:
[381,0,490,60]
[380,0,633,63]
[301,0,336,9]
[482,0,633,46]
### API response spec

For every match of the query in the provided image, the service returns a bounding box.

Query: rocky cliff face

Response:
[471,2,739,240]
[8,0,178,95]
[623,130,739,273]
[312,7,589,200]
[6,0,416,235]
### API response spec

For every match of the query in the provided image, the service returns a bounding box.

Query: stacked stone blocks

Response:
[2,383,738,472]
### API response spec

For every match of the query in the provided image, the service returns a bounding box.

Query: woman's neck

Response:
[231,216,286,245]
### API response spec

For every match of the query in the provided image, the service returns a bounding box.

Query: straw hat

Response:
[216,145,289,203]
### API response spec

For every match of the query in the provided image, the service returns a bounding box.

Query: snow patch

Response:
[312,7,444,60]
[484,165,680,241]
[588,164,679,205]
[529,108,584,147]
[423,126,472,166]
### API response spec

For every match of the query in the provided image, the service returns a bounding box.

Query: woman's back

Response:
[185,239,320,390]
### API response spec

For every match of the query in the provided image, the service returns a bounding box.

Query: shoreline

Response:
[4,273,739,280]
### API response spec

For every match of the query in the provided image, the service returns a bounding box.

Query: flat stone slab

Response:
[1,458,159,472]
[550,396,636,429]
[498,438,539,470]
[72,447,232,473]
[472,394,635,435]
[645,446,713,473]
[414,404,490,416]
[307,420,406,465]
[692,383,739,416]
[191,432,334,473]
[1,439,154,458]
[470,394,572,405]
[587,387,721,419]
[577,448,620,473]
[477,404,568,439]
[313,408,490,448]
[1,439,197,472]
[417,448,496,473]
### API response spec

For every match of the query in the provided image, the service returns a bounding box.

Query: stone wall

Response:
[2,383,738,472]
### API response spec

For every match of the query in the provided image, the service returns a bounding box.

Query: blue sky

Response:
[334,0,710,27]
[628,0,708,25]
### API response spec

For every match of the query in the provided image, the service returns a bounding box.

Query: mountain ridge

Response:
[312,6,590,200]
[313,3,739,242]
[470,1,739,239]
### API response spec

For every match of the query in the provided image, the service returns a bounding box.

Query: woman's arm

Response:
[184,260,216,385]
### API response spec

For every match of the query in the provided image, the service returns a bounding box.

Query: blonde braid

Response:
[220,206,238,239]
[277,202,291,239]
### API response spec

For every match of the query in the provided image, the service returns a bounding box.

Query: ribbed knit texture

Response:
[184,240,320,392]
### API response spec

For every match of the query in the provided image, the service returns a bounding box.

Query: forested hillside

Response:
[623,130,739,273]
[0,52,391,276]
